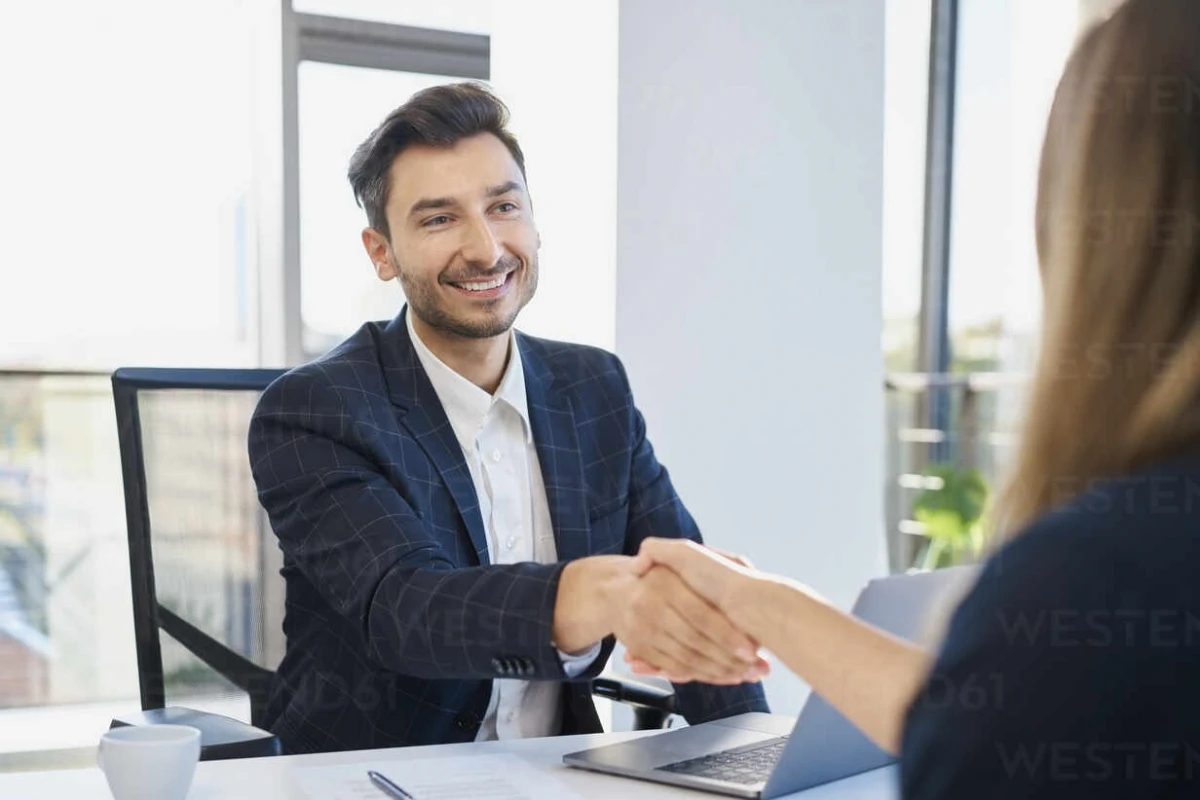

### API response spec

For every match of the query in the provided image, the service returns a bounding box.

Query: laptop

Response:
[563,565,977,798]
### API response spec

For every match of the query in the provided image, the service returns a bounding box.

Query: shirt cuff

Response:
[557,642,603,678]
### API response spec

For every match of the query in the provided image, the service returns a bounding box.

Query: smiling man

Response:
[247,82,768,754]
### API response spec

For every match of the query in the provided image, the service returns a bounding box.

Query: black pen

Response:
[367,770,417,800]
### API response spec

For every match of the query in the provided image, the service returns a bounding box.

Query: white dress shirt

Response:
[407,312,602,740]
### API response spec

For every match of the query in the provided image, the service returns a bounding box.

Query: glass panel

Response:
[298,62,461,356]
[885,0,1078,572]
[0,0,257,370]
[882,0,933,373]
[292,0,492,35]
[881,0,933,571]
[138,388,281,680]
[947,0,1079,375]
[0,374,137,717]
[0,375,278,744]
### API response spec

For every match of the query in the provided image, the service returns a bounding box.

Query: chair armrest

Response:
[591,674,677,711]
[591,674,677,730]
[110,706,281,761]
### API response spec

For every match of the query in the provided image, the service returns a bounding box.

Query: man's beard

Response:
[395,252,537,339]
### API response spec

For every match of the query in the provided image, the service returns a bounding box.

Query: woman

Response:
[633,0,1200,795]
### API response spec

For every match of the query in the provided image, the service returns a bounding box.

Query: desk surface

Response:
[0,730,898,799]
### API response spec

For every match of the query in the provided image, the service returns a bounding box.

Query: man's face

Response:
[364,133,539,339]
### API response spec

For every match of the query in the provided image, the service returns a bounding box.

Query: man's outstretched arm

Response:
[250,369,759,685]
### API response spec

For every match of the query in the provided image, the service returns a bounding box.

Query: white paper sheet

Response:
[292,754,585,800]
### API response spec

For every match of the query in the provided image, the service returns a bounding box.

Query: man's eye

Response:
[424,215,451,227]
[494,202,517,213]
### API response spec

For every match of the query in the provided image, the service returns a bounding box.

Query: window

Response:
[289,1,620,358]
[946,0,1080,374]
[883,0,934,373]
[0,0,260,750]
[282,9,489,363]
[0,0,257,371]
[298,64,463,355]
[884,0,1096,572]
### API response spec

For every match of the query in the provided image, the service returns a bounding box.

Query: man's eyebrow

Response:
[407,182,523,218]
[408,196,457,217]
[486,181,523,198]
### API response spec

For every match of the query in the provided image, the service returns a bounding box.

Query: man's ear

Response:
[361,227,397,281]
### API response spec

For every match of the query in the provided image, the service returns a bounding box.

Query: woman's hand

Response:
[629,539,931,756]
[625,538,770,681]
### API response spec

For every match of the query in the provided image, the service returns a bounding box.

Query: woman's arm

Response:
[734,574,932,754]
[632,538,932,754]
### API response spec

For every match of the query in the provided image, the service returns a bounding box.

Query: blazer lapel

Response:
[379,308,490,566]
[519,335,592,563]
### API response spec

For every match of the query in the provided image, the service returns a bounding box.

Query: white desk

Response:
[0,730,898,799]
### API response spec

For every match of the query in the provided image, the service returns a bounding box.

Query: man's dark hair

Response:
[347,81,527,239]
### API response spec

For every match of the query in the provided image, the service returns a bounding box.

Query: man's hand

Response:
[615,565,767,685]
[623,539,771,681]
[553,555,768,685]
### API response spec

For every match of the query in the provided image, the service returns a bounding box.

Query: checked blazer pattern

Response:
[247,307,768,754]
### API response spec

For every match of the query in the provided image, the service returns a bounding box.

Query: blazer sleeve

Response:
[611,357,771,722]
[248,369,573,682]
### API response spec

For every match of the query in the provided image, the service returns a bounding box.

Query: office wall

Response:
[616,0,888,717]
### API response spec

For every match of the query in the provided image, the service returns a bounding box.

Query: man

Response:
[248,82,768,754]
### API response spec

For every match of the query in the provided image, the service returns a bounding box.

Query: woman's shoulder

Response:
[898,454,1200,798]
[982,451,1200,597]
[922,450,1200,715]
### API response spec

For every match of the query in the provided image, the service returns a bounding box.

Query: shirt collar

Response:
[406,309,533,451]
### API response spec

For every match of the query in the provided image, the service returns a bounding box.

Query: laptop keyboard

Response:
[658,736,789,786]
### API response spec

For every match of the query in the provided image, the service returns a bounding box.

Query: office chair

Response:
[111,368,675,761]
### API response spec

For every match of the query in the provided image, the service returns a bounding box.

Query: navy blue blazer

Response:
[901,452,1200,798]
[248,308,768,754]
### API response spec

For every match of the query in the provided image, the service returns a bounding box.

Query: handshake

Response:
[554,538,771,686]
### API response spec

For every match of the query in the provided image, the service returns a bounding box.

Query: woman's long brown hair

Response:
[991,0,1200,541]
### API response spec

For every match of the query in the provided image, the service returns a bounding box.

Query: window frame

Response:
[262,1,490,367]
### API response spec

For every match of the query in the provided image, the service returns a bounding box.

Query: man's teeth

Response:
[457,275,506,291]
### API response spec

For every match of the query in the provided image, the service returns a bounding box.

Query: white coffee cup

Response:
[97,724,201,800]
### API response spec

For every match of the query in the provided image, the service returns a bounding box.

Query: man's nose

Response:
[460,218,504,268]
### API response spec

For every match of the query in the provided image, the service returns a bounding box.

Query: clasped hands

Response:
[617,538,768,686]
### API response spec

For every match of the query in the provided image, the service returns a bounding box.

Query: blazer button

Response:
[454,713,477,731]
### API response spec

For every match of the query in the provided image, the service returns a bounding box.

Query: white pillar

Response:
[616,0,888,716]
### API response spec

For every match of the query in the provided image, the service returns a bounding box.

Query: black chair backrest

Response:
[112,368,285,727]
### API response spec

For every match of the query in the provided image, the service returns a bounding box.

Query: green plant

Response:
[911,463,989,570]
